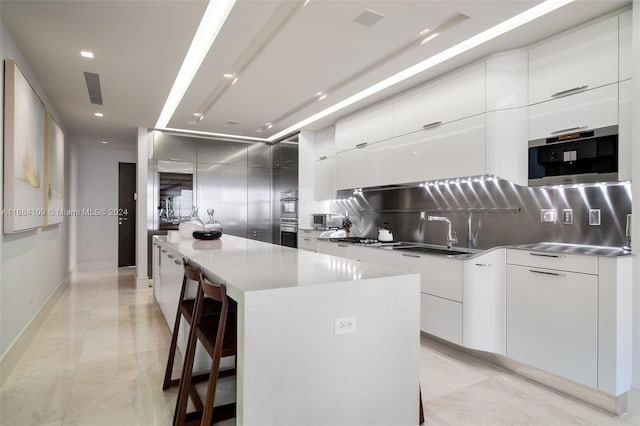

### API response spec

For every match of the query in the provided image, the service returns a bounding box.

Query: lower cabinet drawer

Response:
[420,293,462,345]
[507,249,598,274]
[298,237,318,252]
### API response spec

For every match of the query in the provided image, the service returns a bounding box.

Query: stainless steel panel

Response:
[248,154,273,243]
[196,163,248,238]
[333,178,630,250]
[197,139,249,166]
[153,133,197,162]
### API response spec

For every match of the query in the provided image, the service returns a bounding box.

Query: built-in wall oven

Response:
[280,190,298,248]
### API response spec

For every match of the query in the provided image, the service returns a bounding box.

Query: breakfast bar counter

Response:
[153,235,421,426]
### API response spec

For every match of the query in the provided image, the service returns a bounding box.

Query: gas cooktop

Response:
[330,237,401,246]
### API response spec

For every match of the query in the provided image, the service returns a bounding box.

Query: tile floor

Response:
[1,265,638,425]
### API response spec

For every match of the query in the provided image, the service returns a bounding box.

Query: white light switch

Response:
[589,209,601,226]
[540,209,557,223]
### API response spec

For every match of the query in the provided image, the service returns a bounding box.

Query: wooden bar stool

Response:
[163,260,233,390]
[174,272,237,426]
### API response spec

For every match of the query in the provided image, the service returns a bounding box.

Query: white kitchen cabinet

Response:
[506,264,598,388]
[336,114,486,189]
[314,156,336,200]
[463,249,506,355]
[485,50,528,111]
[393,62,485,136]
[485,108,528,186]
[619,79,632,181]
[314,126,336,160]
[153,133,197,162]
[528,16,618,105]
[391,251,463,302]
[298,229,323,252]
[420,293,462,345]
[507,248,598,274]
[334,101,393,153]
[528,83,618,141]
[619,10,632,82]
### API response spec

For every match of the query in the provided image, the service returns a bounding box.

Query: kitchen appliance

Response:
[280,218,298,248]
[312,214,343,230]
[378,223,394,242]
[528,125,618,186]
[280,190,298,219]
[330,237,401,247]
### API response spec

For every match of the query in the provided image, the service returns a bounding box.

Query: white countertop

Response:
[154,235,409,296]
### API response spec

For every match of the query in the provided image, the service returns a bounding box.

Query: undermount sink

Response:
[393,246,476,256]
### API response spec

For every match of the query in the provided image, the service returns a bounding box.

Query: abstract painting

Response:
[3,59,45,233]
[44,112,64,226]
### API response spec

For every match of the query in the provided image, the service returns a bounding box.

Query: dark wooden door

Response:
[118,162,136,267]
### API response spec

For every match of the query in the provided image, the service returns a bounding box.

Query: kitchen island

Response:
[152,235,421,426]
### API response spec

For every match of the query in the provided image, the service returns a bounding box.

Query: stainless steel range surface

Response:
[330,237,400,247]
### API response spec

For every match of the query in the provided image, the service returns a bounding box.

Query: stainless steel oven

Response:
[280,218,298,248]
[280,190,298,219]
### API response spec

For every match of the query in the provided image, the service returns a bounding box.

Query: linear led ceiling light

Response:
[155,0,237,129]
[268,0,574,141]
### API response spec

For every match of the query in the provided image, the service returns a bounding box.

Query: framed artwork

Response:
[44,112,64,226]
[3,59,46,233]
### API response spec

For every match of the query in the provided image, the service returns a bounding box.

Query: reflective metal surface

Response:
[333,177,631,250]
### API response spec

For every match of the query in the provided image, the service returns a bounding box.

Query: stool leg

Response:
[163,276,188,390]
[419,386,424,424]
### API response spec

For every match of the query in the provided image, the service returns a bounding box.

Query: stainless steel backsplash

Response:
[332,177,631,249]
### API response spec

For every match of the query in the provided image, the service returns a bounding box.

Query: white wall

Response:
[73,139,136,264]
[0,23,71,358]
[631,0,640,403]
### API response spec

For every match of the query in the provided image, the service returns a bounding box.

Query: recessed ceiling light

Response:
[231,77,239,85]
[318,94,327,101]
[419,28,430,36]
[81,51,94,59]
[315,91,324,96]
[255,129,264,133]
[268,0,575,141]
[101,140,108,144]
[223,73,235,78]
[420,32,440,45]
[265,123,273,129]
[94,112,103,117]
[193,112,203,117]
[154,0,236,129]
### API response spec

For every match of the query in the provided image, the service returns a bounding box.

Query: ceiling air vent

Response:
[227,120,240,125]
[84,72,102,105]
[353,9,385,27]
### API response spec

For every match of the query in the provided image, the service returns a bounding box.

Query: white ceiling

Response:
[0,0,631,145]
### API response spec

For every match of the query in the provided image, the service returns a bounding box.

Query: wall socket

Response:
[562,209,574,224]
[540,209,557,223]
[335,316,357,335]
[589,209,601,226]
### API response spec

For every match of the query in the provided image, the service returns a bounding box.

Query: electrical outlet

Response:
[540,209,557,223]
[589,209,601,226]
[562,209,573,224]
[335,316,357,335]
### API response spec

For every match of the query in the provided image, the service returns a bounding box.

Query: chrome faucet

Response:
[428,216,458,249]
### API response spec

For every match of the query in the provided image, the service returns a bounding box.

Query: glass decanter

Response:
[204,209,223,234]
[178,206,204,238]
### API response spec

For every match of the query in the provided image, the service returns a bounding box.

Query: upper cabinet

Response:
[528,16,618,105]
[528,84,618,140]
[314,127,336,160]
[485,50,528,111]
[393,62,485,136]
[619,80,632,181]
[313,126,336,200]
[619,10,632,81]
[334,101,393,153]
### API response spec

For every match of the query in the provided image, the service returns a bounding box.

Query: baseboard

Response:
[0,273,70,386]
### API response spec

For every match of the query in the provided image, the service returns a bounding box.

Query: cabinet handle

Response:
[167,255,174,259]
[161,250,167,253]
[303,238,312,241]
[356,142,368,149]
[550,85,588,98]
[319,156,328,161]
[402,253,421,258]
[475,263,491,267]
[337,243,349,247]
[529,269,565,277]
[550,126,588,135]
[422,121,442,130]
[174,260,181,265]
[168,158,186,162]
[529,252,564,258]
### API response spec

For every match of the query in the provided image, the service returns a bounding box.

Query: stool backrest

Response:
[183,260,202,282]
